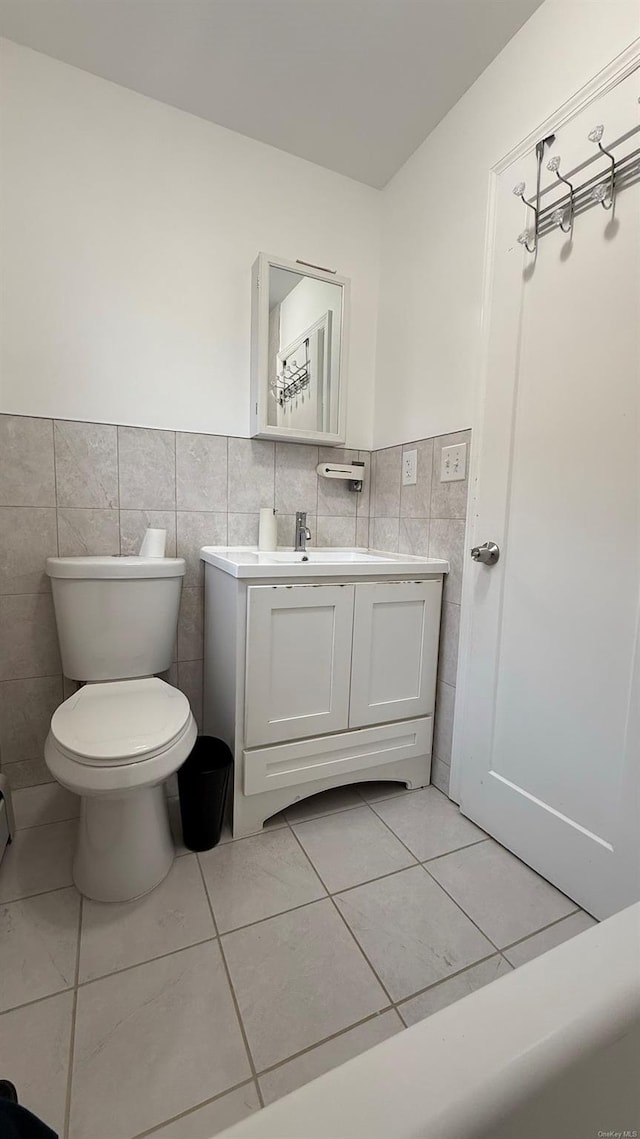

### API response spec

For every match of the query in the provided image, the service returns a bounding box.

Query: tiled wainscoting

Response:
[0,415,370,790]
[370,430,471,796]
[0,413,470,799]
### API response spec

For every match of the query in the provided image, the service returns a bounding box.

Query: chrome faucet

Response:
[295,511,311,552]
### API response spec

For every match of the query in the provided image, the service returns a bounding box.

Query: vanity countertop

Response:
[199,546,449,580]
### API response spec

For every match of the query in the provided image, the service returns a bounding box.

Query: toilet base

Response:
[74,784,175,902]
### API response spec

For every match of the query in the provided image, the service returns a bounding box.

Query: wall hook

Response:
[512,181,538,251]
[546,156,574,233]
[517,228,536,253]
[588,125,616,210]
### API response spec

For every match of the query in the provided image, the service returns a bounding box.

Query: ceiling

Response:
[0,0,544,187]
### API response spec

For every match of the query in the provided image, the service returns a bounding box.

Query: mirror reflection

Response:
[267,266,343,434]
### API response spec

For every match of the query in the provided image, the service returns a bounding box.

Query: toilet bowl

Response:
[45,678,196,901]
[45,555,195,903]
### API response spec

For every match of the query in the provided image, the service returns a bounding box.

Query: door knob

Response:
[471,541,500,565]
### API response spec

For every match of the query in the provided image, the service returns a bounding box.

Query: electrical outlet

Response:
[402,448,417,486]
[440,442,467,482]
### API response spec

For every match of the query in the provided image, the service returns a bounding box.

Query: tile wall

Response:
[0,415,370,790]
[370,430,472,797]
[0,414,469,800]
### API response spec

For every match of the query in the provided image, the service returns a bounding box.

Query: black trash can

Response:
[177,737,232,851]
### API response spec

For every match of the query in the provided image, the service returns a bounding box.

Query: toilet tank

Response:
[46,557,186,682]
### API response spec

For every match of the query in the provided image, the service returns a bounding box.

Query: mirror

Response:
[251,253,349,445]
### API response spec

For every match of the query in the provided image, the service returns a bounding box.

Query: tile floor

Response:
[0,779,596,1139]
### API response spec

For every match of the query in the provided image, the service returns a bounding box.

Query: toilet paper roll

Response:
[139,528,167,558]
[258,508,277,551]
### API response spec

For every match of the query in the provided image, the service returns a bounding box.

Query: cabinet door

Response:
[245,584,354,747]
[349,580,442,729]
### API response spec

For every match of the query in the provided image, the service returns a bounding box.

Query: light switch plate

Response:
[440,442,467,482]
[402,448,417,486]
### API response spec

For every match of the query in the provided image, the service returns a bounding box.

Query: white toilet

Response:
[44,555,197,903]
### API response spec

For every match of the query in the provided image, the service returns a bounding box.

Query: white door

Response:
[349,580,442,728]
[458,69,640,919]
[245,583,354,746]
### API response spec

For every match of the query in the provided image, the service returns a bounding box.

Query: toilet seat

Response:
[51,677,191,765]
[45,713,197,797]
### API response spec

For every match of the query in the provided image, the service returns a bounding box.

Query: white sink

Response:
[260,549,397,564]
[200,546,449,579]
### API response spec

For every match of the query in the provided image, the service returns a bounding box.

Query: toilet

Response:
[44,555,197,903]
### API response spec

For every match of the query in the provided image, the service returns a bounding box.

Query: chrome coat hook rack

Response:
[515,97,640,252]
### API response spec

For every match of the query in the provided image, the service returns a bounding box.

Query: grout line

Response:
[224,435,229,523]
[0,932,220,1021]
[320,795,506,961]
[215,891,329,939]
[499,907,583,955]
[129,1078,259,1139]
[253,1005,398,1083]
[194,854,265,1109]
[420,837,491,864]
[74,931,219,990]
[13,810,80,833]
[115,424,121,555]
[394,951,507,1023]
[356,791,475,873]
[115,426,122,554]
[0,881,77,909]
[284,819,396,1008]
[51,419,61,560]
[419,862,504,956]
[0,984,75,1019]
[173,429,178,514]
[63,893,83,1139]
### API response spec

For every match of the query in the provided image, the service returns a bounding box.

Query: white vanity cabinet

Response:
[201,548,448,838]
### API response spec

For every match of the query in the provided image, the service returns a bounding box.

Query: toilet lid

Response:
[51,678,191,762]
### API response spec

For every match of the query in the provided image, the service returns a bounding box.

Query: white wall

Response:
[0,39,380,449]
[373,0,640,449]
[3,4,638,455]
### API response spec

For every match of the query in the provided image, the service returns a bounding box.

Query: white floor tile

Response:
[335,865,493,1002]
[199,827,325,933]
[0,991,74,1136]
[357,781,418,804]
[0,819,76,902]
[292,805,415,892]
[399,956,512,1026]
[70,941,251,1139]
[222,898,388,1071]
[370,787,486,862]
[428,839,577,948]
[503,910,597,967]
[284,785,364,823]
[12,783,79,829]
[143,1083,260,1138]
[79,854,216,983]
[0,887,79,1012]
[259,1010,403,1106]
